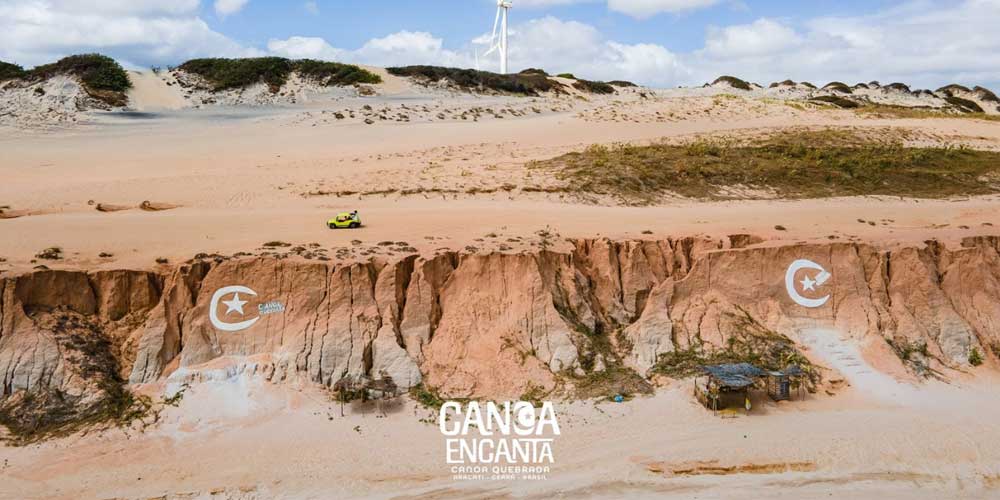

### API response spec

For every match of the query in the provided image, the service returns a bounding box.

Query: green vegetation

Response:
[179,57,381,92]
[409,384,448,410]
[944,96,984,113]
[769,79,796,88]
[0,61,26,81]
[0,312,152,446]
[937,84,971,94]
[572,79,616,94]
[810,95,860,108]
[885,82,911,93]
[387,65,561,96]
[29,54,131,92]
[292,59,382,86]
[712,75,751,91]
[974,86,999,103]
[651,308,819,387]
[565,363,653,401]
[556,73,576,79]
[822,81,853,93]
[969,347,984,367]
[529,128,1000,203]
[519,68,548,76]
[856,104,1000,122]
[608,80,637,88]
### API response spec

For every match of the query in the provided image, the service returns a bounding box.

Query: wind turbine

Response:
[481,0,512,74]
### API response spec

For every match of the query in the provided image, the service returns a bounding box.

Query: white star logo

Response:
[800,275,816,292]
[222,292,248,316]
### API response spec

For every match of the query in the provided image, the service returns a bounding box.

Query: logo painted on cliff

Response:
[209,285,285,332]
[785,260,831,308]
[440,401,558,482]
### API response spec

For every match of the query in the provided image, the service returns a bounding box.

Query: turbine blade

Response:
[489,6,501,47]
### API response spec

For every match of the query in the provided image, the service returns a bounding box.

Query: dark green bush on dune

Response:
[387,65,562,96]
[29,54,131,92]
[0,61,26,81]
[711,75,751,91]
[289,59,382,86]
[179,57,381,92]
[572,79,616,94]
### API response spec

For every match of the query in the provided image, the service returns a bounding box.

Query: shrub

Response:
[292,59,382,85]
[822,81,853,94]
[0,61,26,81]
[29,54,131,92]
[556,73,577,79]
[519,68,548,76]
[386,65,562,96]
[969,347,984,367]
[973,86,999,103]
[800,81,817,89]
[711,75,751,91]
[936,84,971,95]
[573,79,616,94]
[179,57,380,92]
[945,96,984,113]
[810,95,861,108]
[885,82,911,93]
[770,79,796,88]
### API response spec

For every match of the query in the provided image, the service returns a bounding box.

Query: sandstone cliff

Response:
[2,236,999,404]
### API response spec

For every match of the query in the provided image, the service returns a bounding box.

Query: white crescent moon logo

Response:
[210,285,260,332]
[785,259,831,308]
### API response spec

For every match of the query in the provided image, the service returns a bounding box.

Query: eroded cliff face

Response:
[2,236,999,401]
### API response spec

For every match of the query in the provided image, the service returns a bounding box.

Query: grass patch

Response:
[529,128,1000,203]
[651,308,819,387]
[408,384,450,410]
[387,65,562,96]
[179,57,381,92]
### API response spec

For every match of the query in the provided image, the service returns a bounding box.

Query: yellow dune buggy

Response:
[328,211,362,229]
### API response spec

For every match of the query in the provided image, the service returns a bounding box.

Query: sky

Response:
[1,0,999,90]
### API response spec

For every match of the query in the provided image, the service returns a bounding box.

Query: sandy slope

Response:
[2,83,1000,273]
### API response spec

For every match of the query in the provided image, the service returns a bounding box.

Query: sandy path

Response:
[2,93,1000,272]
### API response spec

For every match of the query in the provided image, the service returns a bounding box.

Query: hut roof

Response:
[701,363,766,388]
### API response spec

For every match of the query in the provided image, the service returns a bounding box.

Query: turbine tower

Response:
[482,0,512,74]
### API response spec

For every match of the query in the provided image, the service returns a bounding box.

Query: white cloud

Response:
[686,1,1000,89]
[268,16,689,87]
[608,0,720,19]
[267,36,346,61]
[702,18,801,58]
[214,0,249,17]
[0,0,259,68]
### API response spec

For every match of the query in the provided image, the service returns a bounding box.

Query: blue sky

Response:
[2,0,999,90]
[215,1,890,56]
